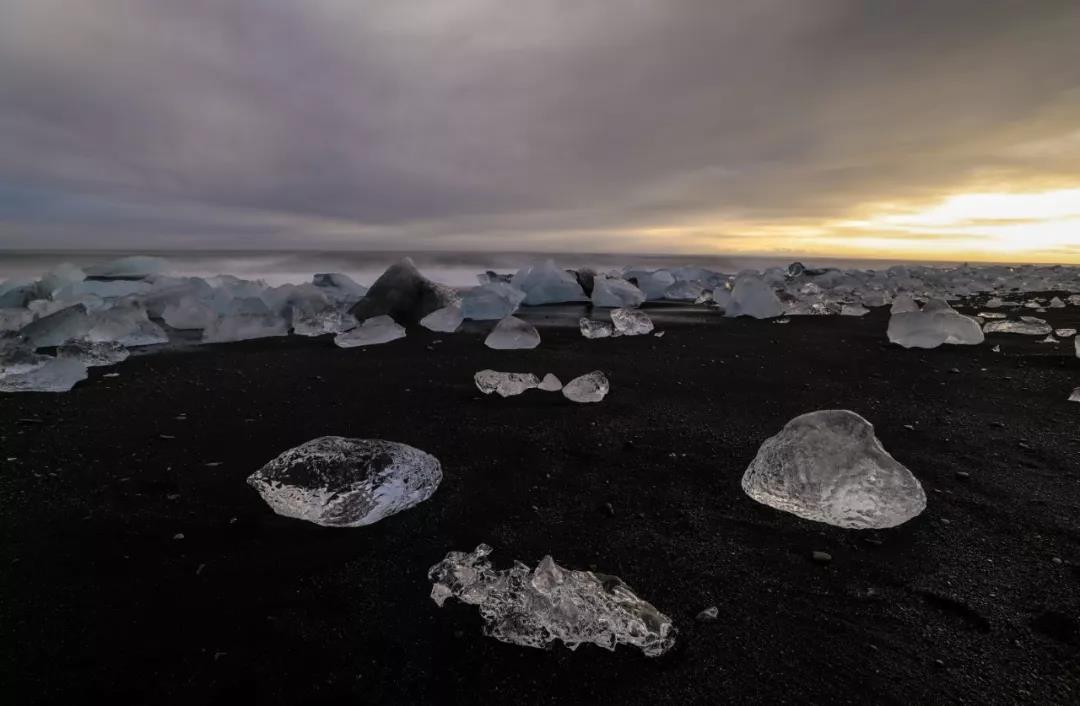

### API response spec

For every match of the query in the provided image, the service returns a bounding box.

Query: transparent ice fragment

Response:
[579,318,614,339]
[0,308,34,332]
[840,304,869,317]
[611,308,654,336]
[485,316,540,350]
[162,296,217,330]
[18,304,93,349]
[887,303,984,348]
[57,339,129,367]
[563,371,609,403]
[890,293,920,314]
[663,280,706,302]
[203,298,290,343]
[1069,387,1080,403]
[247,436,441,527]
[510,260,587,305]
[87,305,169,347]
[983,317,1053,336]
[0,353,87,393]
[333,315,406,348]
[591,276,646,308]
[538,373,563,391]
[1055,328,1076,338]
[725,276,783,319]
[291,308,358,337]
[742,410,926,529]
[461,282,526,320]
[978,312,1007,320]
[622,269,675,300]
[428,544,676,657]
[420,304,465,333]
[474,370,540,397]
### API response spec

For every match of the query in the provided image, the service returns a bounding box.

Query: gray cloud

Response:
[1,0,1079,252]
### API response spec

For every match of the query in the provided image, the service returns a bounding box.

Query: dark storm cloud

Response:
[1,0,1078,250]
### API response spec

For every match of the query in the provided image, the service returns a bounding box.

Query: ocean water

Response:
[0,250,962,288]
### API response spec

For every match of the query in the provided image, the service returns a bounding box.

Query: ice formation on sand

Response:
[333,315,406,348]
[87,304,169,347]
[887,301,984,349]
[18,304,92,348]
[428,544,676,657]
[203,298,289,343]
[841,304,869,317]
[349,258,459,324]
[725,275,784,319]
[474,370,540,397]
[460,282,526,320]
[0,346,88,393]
[538,373,563,391]
[983,317,1053,336]
[420,304,465,333]
[510,261,588,305]
[485,316,540,350]
[291,308,358,337]
[611,308,654,336]
[622,269,675,300]
[1069,387,1080,403]
[591,276,646,308]
[57,339,129,367]
[563,371,609,403]
[247,437,441,527]
[579,318,614,339]
[741,410,926,529]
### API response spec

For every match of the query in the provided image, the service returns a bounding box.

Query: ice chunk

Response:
[57,339,129,367]
[725,275,784,319]
[623,269,675,300]
[611,308,654,336]
[0,308,34,332]
[203,298,289,343]
[247,436,441,527]
[428,544,675,657]
[460,282,526,320]
[333,315,406,348]
[890,293,920,314]
[1049,296,1066,308]
[84,256,168,280]
[1070,387,1080,403]
[420,304,464,333]
[591,276,646,308]
[1069,294,1080,306]
[87,305,168,347]
[474,370,540,397]
[841,304,869,317]
[349,258,459,324]
[1055,328,1076,338]
[983,317,1053,336]
[18,304,92,348]
[1038,335,1059,344]
[563,371,609,403]
[887,303,984,348]
[663,280,706,302]
[292,308,358,337]
[741,410,926,529]
[579,318,615,339]
[485,316,541,350]
[978,312,1007,319]
[162,295,217,330]
[39,263,86,296]
[312,273,368,304]
[538,373,563,391]
[510,260,588,305]
[0,345,88,393]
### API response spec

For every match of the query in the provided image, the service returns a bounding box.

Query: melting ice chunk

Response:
[562,371,609,403]
[203,298,289,343]
[579,318,614,339]
[0,308,34,332]
[725,275,784,319]
[510,260,587,305]
[57,339,129,367]
[538,373,563,391]
[887,303,984,348]
[460,282,526,320]
[18,304,92,349]
[474,370,540,397]
[163,296,217,330]
[741,409,926,529]
[889,293,920,314]
[428,544,676,656]
[1069,387,1080,403]
[983,317,1053,336]
[420,304,465,333]
[611,308,654,336]
[0,353,88,393]
[485,316,540,350]
[87,305,169,347]
[1055,328,1076,338]
[247,436,442,527]
[334,315,406,347]
[840,304,869,317]
[291,308,358,337]
[591,276,646,308]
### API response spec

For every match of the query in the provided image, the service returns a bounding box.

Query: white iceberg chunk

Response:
[461,282,526,320]
[623,269,675,300]
[579,318,615,339]
[0,343,88,393]
[1049,296,1066,308]
[887,303,984,348]
[485,316,541,350]
[163,296,217,330]
[87,305,168,347]
[428,544,675,657]
[0,308,34,332]
[474,370,540,397]
[742,410,926,529]
[841,304,869,317]
[57,339,130,367]
[983,317,1053,336]
[18,304,93,348]
[1055,328,1076,338]
[591,276,646,308]
[538,373,563,391]
[420,304,464,333]
[510,260,587,305]
[334,315,406,348]
[247,436,442,527]
[291,308,358,337]
[890,293,920,314]
[611,308,654,336]
[563,371,609,403]
[663,280,706,302]
[725,276,784,319]
[203,298,289,343]
[1070,387,1080,403]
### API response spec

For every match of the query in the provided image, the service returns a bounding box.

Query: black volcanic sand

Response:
[3,301,1080,705]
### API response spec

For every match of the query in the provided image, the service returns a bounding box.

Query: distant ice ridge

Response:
[742,410,926,529]
[247,437,441,527]
[428,544,676,656]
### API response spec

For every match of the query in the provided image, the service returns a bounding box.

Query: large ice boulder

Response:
[203,298,289,343]
[741,410,926,529]
[312,273,368,304]
[591,276,645,308]
[349,258,459,324]
[429,544,675,656]
[510,260,587,305]
[485,316,541,349]
[888,302,984,348]
[623,269,676,300]
[87,304,168,347]
[0,342,88,393]
[162,296,218,330]
[57,339,130,367]
[247,436,442,527]
[461,282,526,320]
[725,275,784,319]
[983,317,1053,336]
[18,304,93,348]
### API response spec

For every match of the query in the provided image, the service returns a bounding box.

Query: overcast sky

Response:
[2,1,1079,260]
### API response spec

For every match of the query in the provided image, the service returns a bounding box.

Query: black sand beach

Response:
[3,302,1079,705]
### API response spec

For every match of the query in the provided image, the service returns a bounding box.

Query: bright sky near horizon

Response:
[1,1,1079,263]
